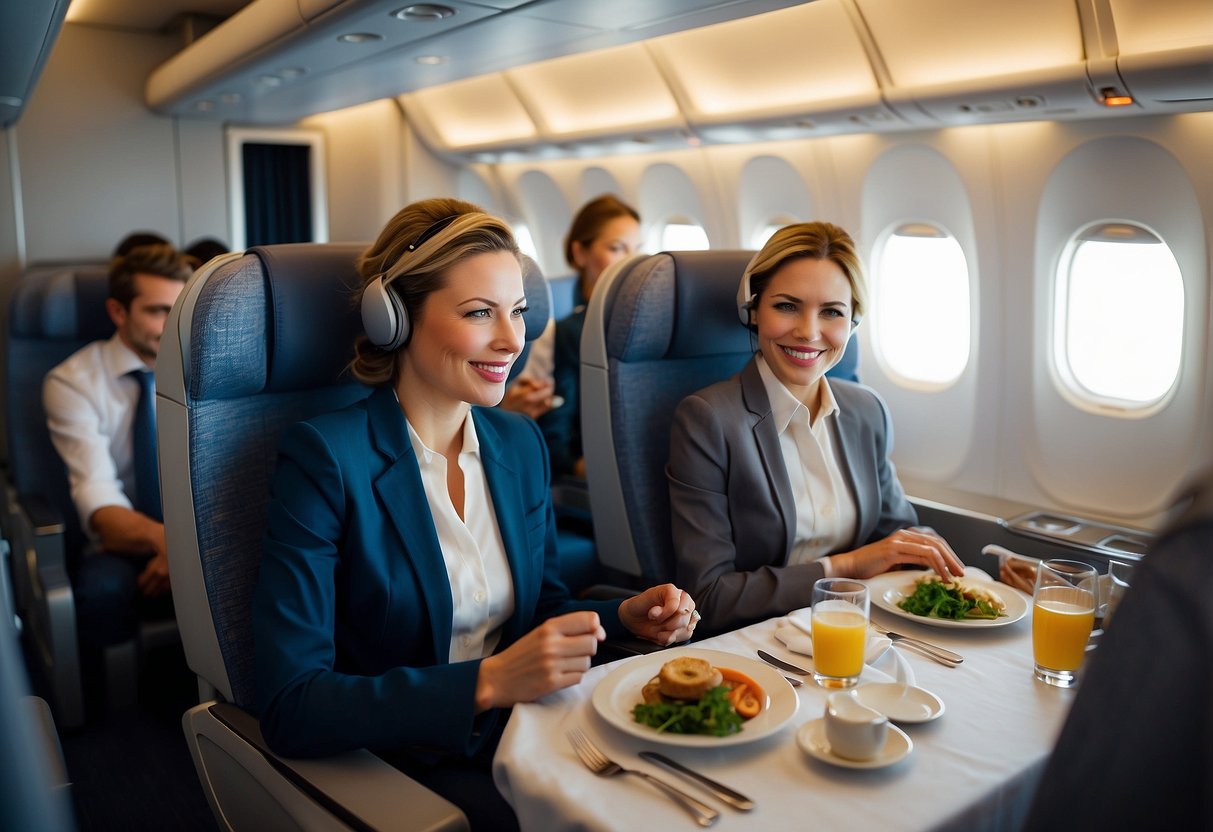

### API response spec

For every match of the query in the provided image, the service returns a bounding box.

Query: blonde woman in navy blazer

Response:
[667,222,962,633]
[253,199,697,828]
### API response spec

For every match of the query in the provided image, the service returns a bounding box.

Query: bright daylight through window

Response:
[512,223,539,264]
[873,224,970,386]
[658,221,710,251]
[1056,224,1183,407]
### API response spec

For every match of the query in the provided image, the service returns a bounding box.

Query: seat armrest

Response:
[15,494,67,537]
[206,702,469,831]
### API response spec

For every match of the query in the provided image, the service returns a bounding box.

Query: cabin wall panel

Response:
[400,122,460,209]
[15,24,182,261]
[176,119,229,250]
[994,116,1210,526]
[303,99,405,242]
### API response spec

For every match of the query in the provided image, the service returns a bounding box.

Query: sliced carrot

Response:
[718,667,765,719]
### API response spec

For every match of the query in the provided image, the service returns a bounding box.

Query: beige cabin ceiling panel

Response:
[1109,0,1213,54]
[651,1,882,122]
[507,44,683,139]
[406,75,537,150]
[856,0,1084,87]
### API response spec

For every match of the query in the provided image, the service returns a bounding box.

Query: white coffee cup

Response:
[824,690,888,761]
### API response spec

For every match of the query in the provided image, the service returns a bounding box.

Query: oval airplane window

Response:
[750,214,798,250]
[872,222,971,387]
[653,218,710,251]
[1054,222,1184,409]
[512,222,540,263]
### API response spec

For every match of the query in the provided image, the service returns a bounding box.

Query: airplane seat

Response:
[2,263,163,729]
[828,332,861,383]
[581,251,755,586]
[547,272,582,322]
[159,243,563,831]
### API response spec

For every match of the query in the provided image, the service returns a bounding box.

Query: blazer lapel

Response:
[366,386,454,662]
[740,359,796,560]
[474,410,533,644]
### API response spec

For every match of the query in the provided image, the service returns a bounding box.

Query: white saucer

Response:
[796,718,913,770]
[854,683,945,724]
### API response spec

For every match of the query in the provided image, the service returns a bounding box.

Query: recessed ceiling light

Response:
[338,32,384,43]
[415,55,447,65]
[257,75,283,87]
[194,100,214,111]
[392,4,456,22]
[277,67,307,79]
[220,93,241,104]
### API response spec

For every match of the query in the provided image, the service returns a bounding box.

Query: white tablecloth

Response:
[494,585,1077,832]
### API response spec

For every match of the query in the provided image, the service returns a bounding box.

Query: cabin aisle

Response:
[59,643,217,831]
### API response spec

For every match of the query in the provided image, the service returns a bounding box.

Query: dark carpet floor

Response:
[56,642,217,832]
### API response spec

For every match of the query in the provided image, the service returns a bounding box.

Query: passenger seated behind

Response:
[42,244,192,649]
[1023,467,1213,828]
[252,198,698,829]
[537,195,642,477]
[184,237,229,267]
[667,222,964,633]
[112,231,169,258]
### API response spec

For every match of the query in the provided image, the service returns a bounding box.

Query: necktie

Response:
[129,369,162,522]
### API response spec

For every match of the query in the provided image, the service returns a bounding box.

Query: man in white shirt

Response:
[43,244,192,649]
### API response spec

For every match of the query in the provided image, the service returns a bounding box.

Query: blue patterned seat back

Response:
[5,266,113,561]
[185,246,549,709]
[604,251,755,583]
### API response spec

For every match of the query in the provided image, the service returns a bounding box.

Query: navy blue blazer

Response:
[253,385,625,758]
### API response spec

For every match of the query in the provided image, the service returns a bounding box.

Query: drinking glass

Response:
[1102,560,1134,630]
[1032,560,1099,687]
[811,578,868,689]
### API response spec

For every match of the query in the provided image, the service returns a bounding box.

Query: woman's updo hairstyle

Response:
[743,221,869,327]
[351,197,521,386]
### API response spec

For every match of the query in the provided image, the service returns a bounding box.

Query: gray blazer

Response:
[667,357,917,631]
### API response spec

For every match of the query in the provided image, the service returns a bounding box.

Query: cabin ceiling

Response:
[34,0,1213,160]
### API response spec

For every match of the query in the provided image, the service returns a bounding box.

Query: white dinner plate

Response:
[591,648,800,748]
[797,718,912,770]
[854,682,945,724]
[866,570,1029,629]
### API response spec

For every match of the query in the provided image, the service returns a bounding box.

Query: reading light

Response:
[338,32,384,43]
[415,55,447,65]
[277,67,307,79]
[1100,87,1134,107]
[392,4,455,21]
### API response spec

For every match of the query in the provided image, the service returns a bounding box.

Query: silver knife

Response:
[639,751,755,811]
[756,649,809,676]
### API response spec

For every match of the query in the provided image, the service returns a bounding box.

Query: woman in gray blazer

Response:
[667,222,963,632]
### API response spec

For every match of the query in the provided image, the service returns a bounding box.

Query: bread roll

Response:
[658,657,723,700]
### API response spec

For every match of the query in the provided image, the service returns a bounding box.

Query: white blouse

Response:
[756,355,858,571]
[406,412,515,663]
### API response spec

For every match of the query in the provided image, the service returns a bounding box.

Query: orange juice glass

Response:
[811,579,869,688]
[1032,560,1098,687]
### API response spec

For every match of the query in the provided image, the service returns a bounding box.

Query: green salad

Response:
[898,579,1005,620]
[632,686,743,736]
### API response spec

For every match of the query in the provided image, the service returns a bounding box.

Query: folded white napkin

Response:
[774,608,892,664]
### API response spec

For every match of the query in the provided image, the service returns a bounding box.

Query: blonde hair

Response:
[351,198,520,386]
[745,221,868,324]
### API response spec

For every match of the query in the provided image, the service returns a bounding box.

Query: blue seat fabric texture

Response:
[187,246,549,710]
[6,266,114,562]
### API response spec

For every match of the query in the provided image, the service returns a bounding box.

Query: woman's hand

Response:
[831,527,965,581]
[999,556,1038,594]
[499,377,557,419]
[619,584,698,645]
[474,611,604,712]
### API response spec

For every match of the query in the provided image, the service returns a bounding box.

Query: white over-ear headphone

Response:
[361,274,409,350]
[360,214,461,350]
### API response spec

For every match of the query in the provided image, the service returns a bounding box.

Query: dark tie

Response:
[129,369,162,522]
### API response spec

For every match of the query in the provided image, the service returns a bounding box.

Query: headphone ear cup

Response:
[736,271,753,327]
[361,275,411,350]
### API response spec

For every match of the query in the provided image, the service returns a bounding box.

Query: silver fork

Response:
[565,729,719,827]
[870,622,964,666]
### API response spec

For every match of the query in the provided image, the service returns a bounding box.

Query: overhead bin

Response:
[145,0,807,124]
[650,1,901,141]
